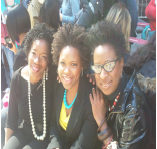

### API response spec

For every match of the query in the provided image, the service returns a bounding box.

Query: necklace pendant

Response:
[63,89,77,109]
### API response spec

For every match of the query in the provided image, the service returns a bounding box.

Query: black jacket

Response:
[47,74,101,149]
[107,67,149,149]
[76,0,115,29]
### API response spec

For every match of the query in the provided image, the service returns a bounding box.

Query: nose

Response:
[64,66,70,74]
[100,68,108,79]
[34,56,40,64]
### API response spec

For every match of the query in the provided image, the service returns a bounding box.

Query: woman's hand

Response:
[57,75,61,83]
[89,87,107,127]
[8,41,17,54]
[87,74,96,85]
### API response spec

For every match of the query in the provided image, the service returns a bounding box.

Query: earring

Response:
[46,68,48,80]
[81,70,83,77]
[56,69,58,74]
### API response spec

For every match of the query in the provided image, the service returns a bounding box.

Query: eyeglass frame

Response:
[91,58,120,74]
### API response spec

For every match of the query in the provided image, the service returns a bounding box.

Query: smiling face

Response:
[58,46,83,90]
[28,39,49,81]
[93,44,124,95]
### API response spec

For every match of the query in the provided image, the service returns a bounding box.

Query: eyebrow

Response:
[32,49,48,55]
[60,59,78,62]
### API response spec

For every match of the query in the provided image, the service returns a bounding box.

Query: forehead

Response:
[60,46,81,60]
[93,44,117,64]
[30,39,49,53]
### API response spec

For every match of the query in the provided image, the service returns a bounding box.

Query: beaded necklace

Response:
[28,71,46,140]
[108,92,121,111]
[63,89,77,109]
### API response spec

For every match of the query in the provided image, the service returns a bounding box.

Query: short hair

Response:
[23,23,54,65]
[87,20,127,59]
[6,4,31,43]
[51,24,91,69]
[39,0,61,31]
[106,2,131,52]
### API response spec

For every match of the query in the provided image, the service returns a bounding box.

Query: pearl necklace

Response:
[63,89,77,109]
[108,92,121,111]
[28,71,46,140]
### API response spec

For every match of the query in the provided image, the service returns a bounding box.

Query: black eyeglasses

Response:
[91,58,120,74]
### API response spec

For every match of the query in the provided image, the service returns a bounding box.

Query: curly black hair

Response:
[86,20,127,59]
[126,32,156,71]
[51,23,91,69]
[23,23,55,65]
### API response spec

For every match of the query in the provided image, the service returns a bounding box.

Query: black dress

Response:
[4,65,57,149]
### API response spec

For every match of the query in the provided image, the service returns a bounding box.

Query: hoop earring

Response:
[46,67,48,80]
[81,70,83,77]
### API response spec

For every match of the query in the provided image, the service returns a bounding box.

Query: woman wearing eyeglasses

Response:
[87,20,151,149]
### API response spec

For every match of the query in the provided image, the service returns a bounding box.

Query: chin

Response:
[62,84,72,90]
[99,87,112,96]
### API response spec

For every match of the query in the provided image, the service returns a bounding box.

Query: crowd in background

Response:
[1,0,156,149]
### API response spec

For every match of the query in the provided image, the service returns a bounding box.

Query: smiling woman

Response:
[47,24,101,149]
[86,20,151,149]
[4,23,57,149]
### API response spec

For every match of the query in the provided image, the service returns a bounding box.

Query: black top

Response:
[6,65,57,139]
[13,41,27,72]
[47,74,101,149]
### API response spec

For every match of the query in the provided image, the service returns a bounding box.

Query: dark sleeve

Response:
[6,71,19,132]
[70,111,99,149]
[76,5,96,29]
[13,50,27,72]
[118,107,146,149]
[125,0,138,36]
[119,0,138,37]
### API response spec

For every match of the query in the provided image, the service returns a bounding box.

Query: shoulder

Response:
[11,67,23,85]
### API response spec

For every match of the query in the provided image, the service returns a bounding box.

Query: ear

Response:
[120,58,124,71]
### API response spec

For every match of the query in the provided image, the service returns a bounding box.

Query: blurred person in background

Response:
[60,0,80,25]
[6,4,31,72]
[39,0,61,31]
[106,2,131,62]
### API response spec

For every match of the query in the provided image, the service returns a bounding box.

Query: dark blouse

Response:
[6,65,57,139]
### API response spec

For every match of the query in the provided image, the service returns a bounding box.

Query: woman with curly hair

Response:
[86,20,150,149]
[47,24,101,149]
[4,23,57,149]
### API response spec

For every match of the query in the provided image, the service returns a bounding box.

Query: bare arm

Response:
[5,128,14,145]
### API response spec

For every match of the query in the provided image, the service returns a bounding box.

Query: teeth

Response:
[64,77,70,80]
[103,82,110,87]
[33,67,39,70]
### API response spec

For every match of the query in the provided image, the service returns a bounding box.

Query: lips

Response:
[62,76,72,84]
[102,81,111,88]
[32,66,40,72]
